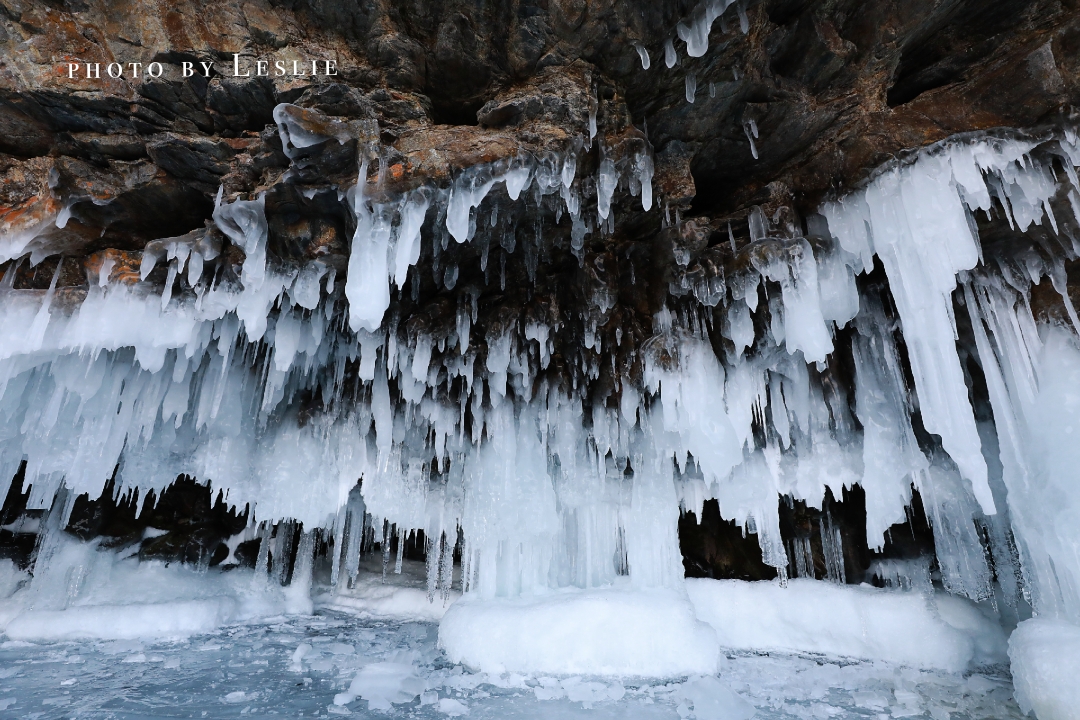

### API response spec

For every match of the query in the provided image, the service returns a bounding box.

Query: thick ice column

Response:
[644,335,743,485]
[752,239,835,363]
[623,446,684,590]
[824,154,995,515]
[213,193,278,340]
[458,402,560,599]
[851,308,928,547]
[970,278,1080,621]
[392,192,431,289]
[345,189,395,332]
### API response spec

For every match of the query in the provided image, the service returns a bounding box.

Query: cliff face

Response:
[2,0,1080,582]
[3,0,1079,263]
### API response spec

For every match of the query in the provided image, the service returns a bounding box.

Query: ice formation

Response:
[675,0,740,58]
[440,585,720,676]
[686,578,1007,672]
[1008,618,1080,720]
[3,95,1080,708]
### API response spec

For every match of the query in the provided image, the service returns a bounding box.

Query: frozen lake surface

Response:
[0,611,1025,720]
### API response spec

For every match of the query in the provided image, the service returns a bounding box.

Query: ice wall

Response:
[1,107,1080,641]
[824,132,1080,619]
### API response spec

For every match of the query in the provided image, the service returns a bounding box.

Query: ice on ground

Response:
[1008,618,1080,720]
[316,557,460,621]
[686,578,1007,672]
[0,559,27,599]
[0,612,1028,720]
[675,676,756,720]
[335,659,426,710]
[5,599,246,642]
[0,535,307,641]
[439,585,719,677]
[317,578,459,622]
[438,697,470,716]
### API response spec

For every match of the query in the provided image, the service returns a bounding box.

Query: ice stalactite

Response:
[743,119,759,159]
[675,0,740,58]
[823,134,1080,614]
[3,96,1080,659]
[634,43,650,70]
[964,269,1080,623]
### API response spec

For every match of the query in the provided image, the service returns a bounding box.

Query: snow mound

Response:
[686,578,1007,672]
[438,586,719,677]
[1008,618,1080,720]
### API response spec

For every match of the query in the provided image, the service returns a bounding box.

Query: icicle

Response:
[253,522,272,585]
[395,526,405,574]
[381,518,391,579]
[634,43,651,70]
[635,150,654,212]
[743,119,759,160]
[597,155,618,220]
[820,511,846,584]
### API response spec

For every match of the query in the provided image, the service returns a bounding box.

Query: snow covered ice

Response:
[0,606,1033,720]
[4,99,1080,719]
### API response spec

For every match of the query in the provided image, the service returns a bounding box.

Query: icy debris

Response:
[334,660,425,711]
[315,570,459,621]
[532,676,626,704]
[437,697,469,716]
[0,612,1031,718]
[674,676,755,720]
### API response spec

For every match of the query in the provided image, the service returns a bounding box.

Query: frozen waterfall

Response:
[2,111,1080,705]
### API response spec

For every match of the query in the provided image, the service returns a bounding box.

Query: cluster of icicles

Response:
[2,114,1080,623]
[634,0,762,157]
